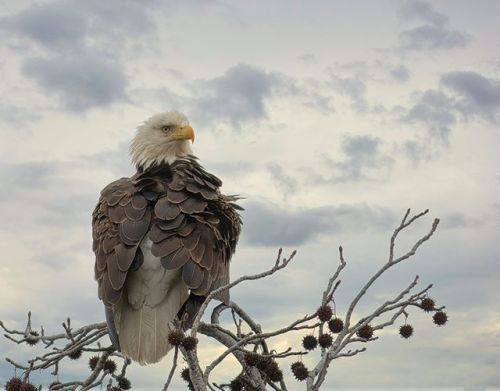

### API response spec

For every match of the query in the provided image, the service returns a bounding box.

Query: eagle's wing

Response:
[92,176,152,308]
[150,160,241,305]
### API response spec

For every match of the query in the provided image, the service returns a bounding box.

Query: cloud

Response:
[297,53,317,64]
[2,0,153,51]
[441,71,500,122]
[22,54,128,112]
[87,141,134,176]
[390,65,411,83]
[313,135,393,183]
[2,0,157,112]
[0,161,98,231]
[399,25,470,51]
[191,63,333,128]
[397,1,471,51]
[241,200,395,246]
[330,75,368,113]
[267,163,299,196]
[441,212,482,229]
[2,1,87,49]
[399,0,448,26]
[0,103,41,127]
[402,89,460,142]
[192,63,282,128]
[400,71,500,161]
[336,135,392,180]
[401,71,500,154]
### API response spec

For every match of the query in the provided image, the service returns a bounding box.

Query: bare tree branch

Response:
[1,209,445,391]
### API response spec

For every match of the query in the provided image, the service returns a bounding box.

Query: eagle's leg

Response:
[105,305,121,351]
[177,293,206,330]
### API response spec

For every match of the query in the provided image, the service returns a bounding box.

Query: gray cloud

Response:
[314,135,393,183]
[241,200,395,246]
[335,61,369,79]
[399,24,470,51]
[337,135,391,180]
[79,0,153,37]
[191,63,334,128]
[3,1,87,49]
[0,161,98,231]
[330,75,368,113]
[3,0,157,113]
[2,0,153,51]
[87,142,134,177]
[441,71,500,122]
[399,0,448,26]
[0,103,41,127]
[402,89,460,142]
[0,161,57,189]
[267,163,299,197]
[390,65,411,83]
[401,71,500,155]
[397,1,471,51]
[22,55,128,112]
[402,139,435,163]
[441,212,482,230]
[192,63,281,128]
[297,53,317,64]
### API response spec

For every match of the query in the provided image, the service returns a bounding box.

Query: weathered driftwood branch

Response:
[1,209,446,391]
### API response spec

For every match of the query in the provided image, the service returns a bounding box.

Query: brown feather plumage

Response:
[92,155,241,313]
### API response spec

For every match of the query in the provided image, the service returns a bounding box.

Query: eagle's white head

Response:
[130,110,195,170]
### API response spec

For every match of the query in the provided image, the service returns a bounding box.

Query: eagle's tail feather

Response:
[118,277,188,365]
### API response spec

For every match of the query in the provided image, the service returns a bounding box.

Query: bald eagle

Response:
[92,111,242,364]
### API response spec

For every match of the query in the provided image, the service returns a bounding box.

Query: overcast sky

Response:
[1,0,499,390]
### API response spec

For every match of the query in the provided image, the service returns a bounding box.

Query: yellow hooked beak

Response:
[171,125,195,143]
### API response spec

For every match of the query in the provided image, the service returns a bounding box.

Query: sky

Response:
[0,0,499,389]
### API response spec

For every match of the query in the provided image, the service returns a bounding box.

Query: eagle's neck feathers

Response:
[130,138,193,172]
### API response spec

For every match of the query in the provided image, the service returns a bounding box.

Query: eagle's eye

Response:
[161,125,175,133]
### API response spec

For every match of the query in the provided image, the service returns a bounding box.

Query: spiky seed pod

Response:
[256,357,273,372]
[328,318,344,333]
[167,330,185,346]
[180,367,191,382]
[302,335,318,351]
[244,352,261,366]
[108,388,121,391]
[19,383,37,391]
[433,311,448,326]
[291,362,309,381]
[68,348,82,360]
[356,324,373,339]
[229,378,244,391]
[318,333,333,348]
[291,361,303,370]
[103,359,117,373]
[268,368,284,382]
[420,297,435,312]
[264,360,279,376]
[399,324,414,339]
[181,336,198,351]
[268,360,279,370]
[26,331,39,346]
[316,305,333,322]
[49,382,62,390]
[88,355,99,371]
[117,376,131,390]
[5,377,23,391]
[293,366,309,381]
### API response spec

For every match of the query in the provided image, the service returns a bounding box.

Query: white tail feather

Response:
[116,239,189,365]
